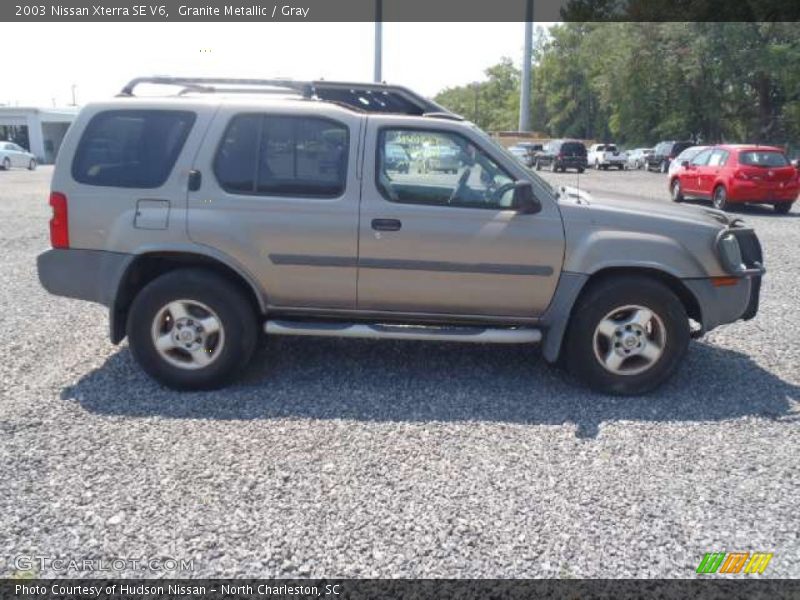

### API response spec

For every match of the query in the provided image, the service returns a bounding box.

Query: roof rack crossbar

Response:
[120,77,313,98]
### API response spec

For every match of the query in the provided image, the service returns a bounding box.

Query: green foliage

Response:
[434,23,800,147]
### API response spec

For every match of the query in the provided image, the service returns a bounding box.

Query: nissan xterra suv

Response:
[37,77,764,395]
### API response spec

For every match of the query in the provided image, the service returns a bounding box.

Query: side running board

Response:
[264,320,541,344]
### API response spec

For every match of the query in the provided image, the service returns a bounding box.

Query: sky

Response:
[1,22,552,107]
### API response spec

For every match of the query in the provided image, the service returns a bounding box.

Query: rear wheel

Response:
[712,185,730,211]
[535,160,542,171]
[577,167,585,173]
[563,276,690,395]
[774,202,793,214]
[127,269,258,390]
[660,161,668,174]
[670,178,684,202]
[28,159,36,170]
[550,161,558,172]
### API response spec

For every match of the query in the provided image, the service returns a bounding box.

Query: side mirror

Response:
[512,182,542,214]
[792,159,799,168]
[681,160,690,168]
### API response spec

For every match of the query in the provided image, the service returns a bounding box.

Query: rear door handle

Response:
[371,218,402,232]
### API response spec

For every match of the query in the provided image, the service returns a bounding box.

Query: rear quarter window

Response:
[72,110,196,188]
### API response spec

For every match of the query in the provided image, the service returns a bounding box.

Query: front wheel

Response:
[28,159,37,170]
[712,185,730,211]
[773,202,793,214]
[2,158,10,171]
[535,160,542,171]
[563,276,690,395]
[660,161,668,174]
[127,269,258,390]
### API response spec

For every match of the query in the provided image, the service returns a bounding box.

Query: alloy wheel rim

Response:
[592,305,667,376]
[150,299,225,370]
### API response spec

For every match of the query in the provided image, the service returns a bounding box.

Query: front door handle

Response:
[188,169,202,191]
[371,218,402,232]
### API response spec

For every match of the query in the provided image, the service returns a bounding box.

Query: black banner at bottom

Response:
[2,579,799,600]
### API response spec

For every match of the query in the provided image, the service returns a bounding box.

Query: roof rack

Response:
[118,76,455,117]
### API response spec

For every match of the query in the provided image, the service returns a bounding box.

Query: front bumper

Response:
[684,274,761,333]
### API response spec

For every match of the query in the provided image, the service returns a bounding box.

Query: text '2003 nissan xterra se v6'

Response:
[37,77,764,395]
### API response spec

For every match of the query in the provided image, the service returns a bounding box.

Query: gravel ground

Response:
[0,166,798,579]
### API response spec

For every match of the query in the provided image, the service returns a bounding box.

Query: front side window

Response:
[690,149,713,166]
[72,110,196,188]
[377,129,515,209]
[214,114,348,197]
[708,149,729,167]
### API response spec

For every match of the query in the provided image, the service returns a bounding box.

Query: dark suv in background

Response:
[647,140,694,173]
[534,139,587,173]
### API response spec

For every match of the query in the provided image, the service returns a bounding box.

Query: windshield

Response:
[739,150,789,167]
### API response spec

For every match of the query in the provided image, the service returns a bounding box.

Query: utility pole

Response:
[70,84,78,106]
[374,0,382,83]
[518,0,533,132]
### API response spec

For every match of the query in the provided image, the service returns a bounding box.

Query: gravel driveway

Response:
[1,166,798,578]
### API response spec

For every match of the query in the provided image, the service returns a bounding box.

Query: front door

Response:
[357,121,565,318]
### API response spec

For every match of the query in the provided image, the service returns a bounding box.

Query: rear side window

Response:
[214,114,348,197]
[72,110,195,188]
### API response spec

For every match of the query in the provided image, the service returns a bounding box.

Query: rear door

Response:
[357,118,565,318]
[187,104,362,309]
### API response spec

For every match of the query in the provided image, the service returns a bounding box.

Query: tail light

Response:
[49,191,69,249]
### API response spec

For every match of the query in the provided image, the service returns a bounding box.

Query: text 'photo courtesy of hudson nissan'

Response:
[2,0,800,596]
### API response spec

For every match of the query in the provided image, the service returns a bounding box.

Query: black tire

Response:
[535,160,541,171]
[127,269,258,390]
[618,164,624,170]
[550,160,558,172]
[670,178,684,202]
[577,167,585,173]
[28,159,36,170]
[660,160,668,174]
[712,185,730,211]
[562,276,690,395]
[2,158,10,171]
[774,202,793,214]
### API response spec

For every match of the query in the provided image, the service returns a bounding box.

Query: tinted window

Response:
[561,142,587,156]
[377,129,514,209]
[739,150,789,167]
[214,114,348,197]
[672,142,693,156]
[72,110,195,188]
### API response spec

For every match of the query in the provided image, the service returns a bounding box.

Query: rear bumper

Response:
[556,158,587,169]
[37,248,132,307]
[727,181,799,203]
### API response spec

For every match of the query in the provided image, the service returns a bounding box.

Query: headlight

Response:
[717,231,744,273]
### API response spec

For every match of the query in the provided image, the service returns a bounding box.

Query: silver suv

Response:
[37,77,764,395]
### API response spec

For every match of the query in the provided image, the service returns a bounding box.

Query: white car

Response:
[626,148,654,169]
[587,143,626,170]
[0,142,37,170]
[667,145,710,177]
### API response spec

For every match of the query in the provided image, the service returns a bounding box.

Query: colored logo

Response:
[696,552,773,574]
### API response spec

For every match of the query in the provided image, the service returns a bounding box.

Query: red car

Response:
[669,144,799,214]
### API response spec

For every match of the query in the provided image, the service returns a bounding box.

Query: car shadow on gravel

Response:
[678,200,800,218]
[61,337,798,439]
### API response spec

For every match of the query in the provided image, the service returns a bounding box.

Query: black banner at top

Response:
[2,0,800,22]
